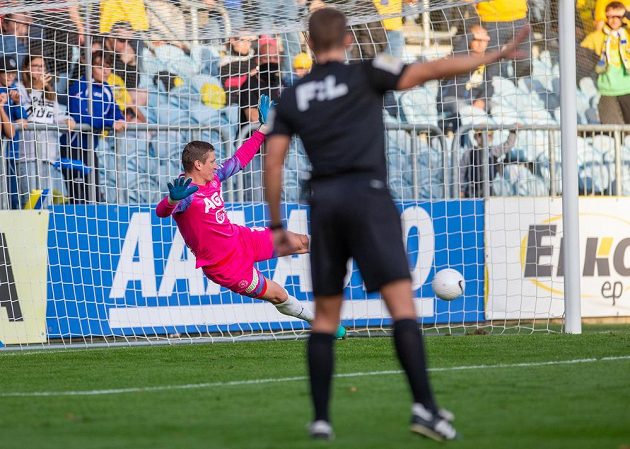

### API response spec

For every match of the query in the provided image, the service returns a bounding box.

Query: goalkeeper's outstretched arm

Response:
[396,24,530,90]
[216,130,266,182]
[216,94,276,182]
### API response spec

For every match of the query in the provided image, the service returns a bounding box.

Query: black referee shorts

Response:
[309,176,411,297]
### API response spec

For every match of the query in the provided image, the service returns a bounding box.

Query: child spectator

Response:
[581,1,630,124]
[593,0,630,30]
[0,54,28,209]
[15,55,75,206]
[66,51,125,202]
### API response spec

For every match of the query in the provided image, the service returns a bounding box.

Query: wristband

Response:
[269,222,284,231]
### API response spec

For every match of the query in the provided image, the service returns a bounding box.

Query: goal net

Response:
[0,0,600,349]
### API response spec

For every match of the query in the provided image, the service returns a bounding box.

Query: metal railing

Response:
[3,121,630,210]
[451,123,630,198]
[384,123,449,199]
[0,122,232,208]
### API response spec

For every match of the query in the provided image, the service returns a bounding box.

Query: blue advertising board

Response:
[46,201,484,338]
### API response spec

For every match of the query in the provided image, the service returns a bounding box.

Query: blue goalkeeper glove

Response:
[167,176,198,202]
[258,94,276,125]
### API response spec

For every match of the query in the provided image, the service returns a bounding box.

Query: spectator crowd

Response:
[0,0,629,207]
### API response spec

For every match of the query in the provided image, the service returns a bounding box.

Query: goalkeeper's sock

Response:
[393,319,437,412]
[275,295,314,323]
[308,332,335,423]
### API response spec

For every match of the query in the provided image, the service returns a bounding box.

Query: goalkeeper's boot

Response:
[309,420,334,440]
[410,403,459,442]
[334,325,347,340]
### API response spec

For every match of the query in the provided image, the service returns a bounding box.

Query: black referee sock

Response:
[393,319,437,412]
[307,332,335,423]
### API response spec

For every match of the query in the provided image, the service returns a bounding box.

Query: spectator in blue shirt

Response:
[0,54,28,209]
[65,51,125,202]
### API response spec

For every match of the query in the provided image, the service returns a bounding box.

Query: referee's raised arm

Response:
[396,24,530,90]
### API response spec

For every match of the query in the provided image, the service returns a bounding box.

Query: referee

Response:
[264,7,528,442]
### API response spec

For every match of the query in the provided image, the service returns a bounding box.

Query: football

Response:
[432,269,465,301]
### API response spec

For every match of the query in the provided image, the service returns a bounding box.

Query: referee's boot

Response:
[334,325,347,340]
[410,403,459,442]
[308,420,334,440]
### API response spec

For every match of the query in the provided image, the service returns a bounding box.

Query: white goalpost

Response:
[558,0,582,334]
[0,0,598,350]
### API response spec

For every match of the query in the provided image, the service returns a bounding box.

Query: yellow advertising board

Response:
[0,210,49,345]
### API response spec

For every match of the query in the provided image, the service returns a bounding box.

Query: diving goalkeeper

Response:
[156,95,345,338]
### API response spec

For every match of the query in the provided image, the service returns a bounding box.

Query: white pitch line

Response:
[1,355,629,398]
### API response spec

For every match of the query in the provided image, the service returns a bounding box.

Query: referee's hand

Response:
[273,229,297,256]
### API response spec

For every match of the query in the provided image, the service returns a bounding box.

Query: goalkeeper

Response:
[156,95,345,339]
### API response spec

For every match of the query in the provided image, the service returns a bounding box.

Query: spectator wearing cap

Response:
[439,24,493,131]
[0,54,28,209]
[283,52,313,87]
[0,13,32,71]
[65,51,125,202]
[239,38,282,124]
[581,1,630,124]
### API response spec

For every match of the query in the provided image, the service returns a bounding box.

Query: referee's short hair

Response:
[308,7,347,52]
[182,141,215,172]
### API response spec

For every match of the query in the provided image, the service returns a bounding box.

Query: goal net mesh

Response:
[0,0,584,349]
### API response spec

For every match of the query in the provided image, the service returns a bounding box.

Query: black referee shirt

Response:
[269,54,408,182]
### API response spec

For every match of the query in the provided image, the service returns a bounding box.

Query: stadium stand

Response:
[1,1,630,207]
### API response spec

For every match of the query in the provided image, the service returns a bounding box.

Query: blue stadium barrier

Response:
[45,200,484,338]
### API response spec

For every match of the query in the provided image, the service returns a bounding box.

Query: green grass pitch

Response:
[0,325,628,449]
